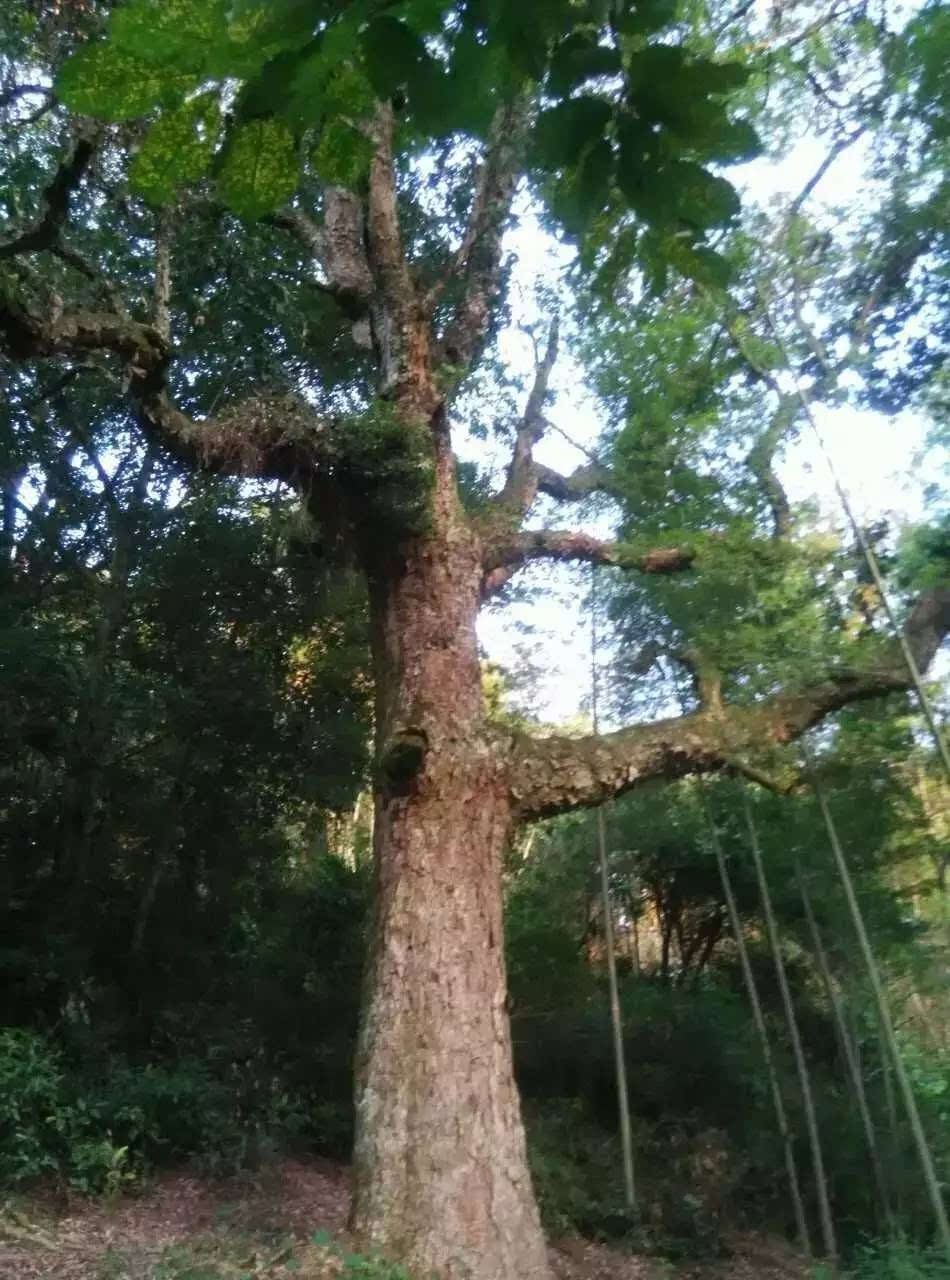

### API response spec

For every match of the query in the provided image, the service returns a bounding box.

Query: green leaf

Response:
[130,92,221,206]
[627,48,750,143]
[57,43,203,120]
[617,141,739,231]
[235,40,322,124]
[667,162,740,230]
[548,33,622,96]
[614,0,678,35]
[667,240,733,288]
[701,118,761,163]
[108,0,228,68]
[312,121,374,188]
[534,96,614,169]
[361,16,431,99]
[218,119,299,219]
[551,137,615,233]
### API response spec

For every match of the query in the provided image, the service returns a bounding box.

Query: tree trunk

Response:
[350,482,550,1280]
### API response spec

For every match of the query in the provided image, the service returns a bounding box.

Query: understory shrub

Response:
[827,1238,950,1279]
[0,1028,342,1191]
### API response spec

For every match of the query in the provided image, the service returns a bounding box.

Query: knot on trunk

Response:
[378,727,429,794]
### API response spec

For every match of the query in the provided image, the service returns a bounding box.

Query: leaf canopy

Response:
[56,0,755,280]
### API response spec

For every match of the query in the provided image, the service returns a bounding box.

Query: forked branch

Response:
[495,317,559,516]
[437,97,530,370]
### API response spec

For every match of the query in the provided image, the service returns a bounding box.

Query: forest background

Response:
[1,0,949,1278]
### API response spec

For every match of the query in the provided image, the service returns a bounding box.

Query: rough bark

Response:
[351,464,550,1280]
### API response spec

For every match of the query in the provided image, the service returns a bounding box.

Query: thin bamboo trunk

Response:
[630,892,641,977]
[810,776,950,1260]
[878,1014,901,1221]
[590,571,636,1212]
[596,807,637,1210]
[742,792,838,1269]
[796,862,893,1230]
[703,797,811,1256]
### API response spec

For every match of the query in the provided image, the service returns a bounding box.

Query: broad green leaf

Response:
[666,240,733,288]
[494,0,575,77]
[627,48,749,144]
[552,137,615,233]
[439,31,507,136]
[57,43,202,119]
[361,16,431,99]
[618,142,739,231]
[700,118,761,163]
[108,0,228,68]
[548,33,622,96]
[218,119,299,219]
[131,92,221,206]
[534,96,614,169]
[313,121,374,188]
[668,162,740,230]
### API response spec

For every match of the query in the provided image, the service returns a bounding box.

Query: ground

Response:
[0,1157,811,1280]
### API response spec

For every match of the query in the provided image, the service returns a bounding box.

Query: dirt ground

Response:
[0,1157,811,1280]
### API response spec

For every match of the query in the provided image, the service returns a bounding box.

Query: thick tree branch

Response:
[437,97,530,371]
[0,294,328,486]
[535,459,618,501]
[508,588,950,819]
[0,136,95,261]
[271,192,374,316]
[482,529,694,596]
[367,103,413,314]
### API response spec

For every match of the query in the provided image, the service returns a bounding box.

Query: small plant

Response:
[310,1231,417,1280]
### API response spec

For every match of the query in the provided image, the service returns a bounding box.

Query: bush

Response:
[0,1028,133,1193]
[0,1028,67,1183]
[827,1238,950,1279]
[525,1098,637,1240]
[0,1029,328,1192]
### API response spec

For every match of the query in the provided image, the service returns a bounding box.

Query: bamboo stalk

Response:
[796,861,893,1231]
[702,794,811,1256]
[590,569,636,1211]
[742,792,838,1269]
[810,774,950,1259]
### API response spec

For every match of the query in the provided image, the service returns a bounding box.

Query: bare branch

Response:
[482,529,694,596]
[495,317,559,516]
[508,587,950,820]
[787,128,865,218]
[438,97,530,370]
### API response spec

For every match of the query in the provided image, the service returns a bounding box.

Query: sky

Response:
[474,131,948,725]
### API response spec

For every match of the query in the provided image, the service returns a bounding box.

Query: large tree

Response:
[1,1,947,1276]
